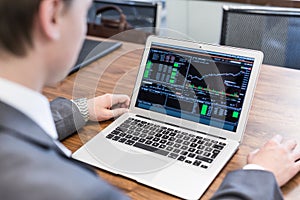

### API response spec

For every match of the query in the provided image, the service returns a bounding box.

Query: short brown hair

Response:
[0,0,72,57]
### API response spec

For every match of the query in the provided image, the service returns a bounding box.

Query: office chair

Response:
[220,5,300,70]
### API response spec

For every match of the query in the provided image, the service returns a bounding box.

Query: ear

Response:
[38,0,65,40]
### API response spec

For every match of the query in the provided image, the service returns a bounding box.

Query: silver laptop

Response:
[73,36,263,199]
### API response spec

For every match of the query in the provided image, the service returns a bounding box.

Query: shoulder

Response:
[0,132,127,200]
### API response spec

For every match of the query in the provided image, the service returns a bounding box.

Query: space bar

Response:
[133,142,169,156]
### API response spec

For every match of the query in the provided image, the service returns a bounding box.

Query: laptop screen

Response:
[135,42,255,132]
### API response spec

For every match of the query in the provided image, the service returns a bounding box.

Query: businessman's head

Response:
[0,0,92,89]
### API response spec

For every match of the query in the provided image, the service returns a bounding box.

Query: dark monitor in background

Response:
[88,0,162,35]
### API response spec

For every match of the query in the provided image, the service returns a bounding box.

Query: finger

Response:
[284,139,297,151]
[111,95,130,107]
[111,108,129,117]
[101,109,115,119]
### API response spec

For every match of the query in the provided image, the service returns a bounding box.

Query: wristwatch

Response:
[72,98,89,122]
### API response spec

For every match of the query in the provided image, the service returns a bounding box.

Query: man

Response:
[0,0,299,200]
[0,0,129,199]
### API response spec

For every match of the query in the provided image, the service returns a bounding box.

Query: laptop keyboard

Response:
[106,118,227,169]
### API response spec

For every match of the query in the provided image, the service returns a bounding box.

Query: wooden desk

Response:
[43,39,300,200]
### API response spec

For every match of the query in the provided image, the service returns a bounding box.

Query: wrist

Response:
[72,98,89,122]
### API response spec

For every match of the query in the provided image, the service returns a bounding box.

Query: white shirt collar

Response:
[0,77,58,140]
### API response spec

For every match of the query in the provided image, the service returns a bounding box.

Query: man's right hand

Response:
[247,134,300,186]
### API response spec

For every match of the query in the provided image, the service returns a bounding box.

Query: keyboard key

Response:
[139,133,147,137]
[190,143,197,148]
[204,142,212,147]
[176,134,183,139]
[183,136,190,140]
[119,133,126,137]
[190,138,198,143]
[181,132,188,135]
[162,135,169,139]
[145,140,152,145]
[188,153,196,158]
[196,156,213,163]
[168,153,179,159]
[198,140,205,145]
[125,140,135,145]
[219,142,227,146]
[112,136,120,141]
[106,134,114,139]
[166,146,173,151]
[169,132,176,137]
[196,150,203,155]
[185,160,192,164]
[152,142,159,147]
[146,136,154,140]
[205,147,213,152]
[193,160,202,166]
[203,152,211,157]
[188,148,196,153]
[167,128,174,132]
[142,129,150,134]
[111,130,120,135]
[201,165,208,169]
[138,138,146,143]
[155,133,162,137]
[133,142,169,156]
[177,156,186,161]
[136,128,142,131]
[159,139,167,144]
[196,136,203,140]
[175,139,183,144]
[125,135,132,139]
[120,123,130,129]
[118,138,126,143]
[173,149,181,154]
[132,132,140,136]
[180,151,188,156]
[211,153,218,159]
[181,145,188,150]
[213,149,220,154]
[213,144,224,150]
[159,144,166,149]
[166,141,174,146]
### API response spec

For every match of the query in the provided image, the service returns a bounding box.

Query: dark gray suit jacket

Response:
[0,97,283,200]
[0,98,129,200]
[211,170,283,200]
